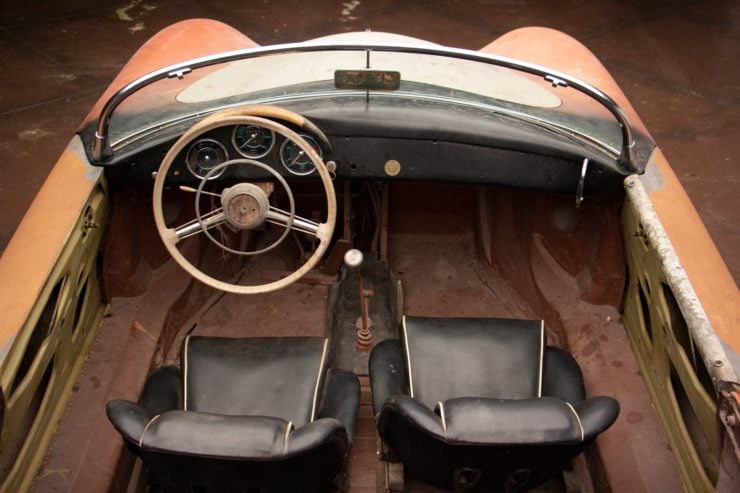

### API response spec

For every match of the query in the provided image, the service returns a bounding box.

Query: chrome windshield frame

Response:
[91,40,637,171]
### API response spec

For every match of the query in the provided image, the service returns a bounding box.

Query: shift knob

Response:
[343,248,372,351]
[344,249,364,269]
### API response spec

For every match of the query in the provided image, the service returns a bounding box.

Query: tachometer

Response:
[185,139,228,179]
[280,134,322,175]
[232,124,275,158]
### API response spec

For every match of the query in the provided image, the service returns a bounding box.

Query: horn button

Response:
[221,183,270,229]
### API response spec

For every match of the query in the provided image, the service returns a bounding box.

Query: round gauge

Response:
[185,139,228,179]
[280,134,322,176]
[232,124,275,158]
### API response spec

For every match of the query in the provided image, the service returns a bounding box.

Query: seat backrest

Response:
[183,336,328,426]
[402,316,545,409]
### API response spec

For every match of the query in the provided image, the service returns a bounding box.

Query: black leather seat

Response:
[369,316,619,492]
[107,336,359,493]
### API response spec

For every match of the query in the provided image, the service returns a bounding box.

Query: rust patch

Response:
[581,340,599,357]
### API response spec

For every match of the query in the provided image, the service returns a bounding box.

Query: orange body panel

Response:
[482,27,651,139]
[647,149,740,352]
[0,140,100,351]
[82,19,259,126]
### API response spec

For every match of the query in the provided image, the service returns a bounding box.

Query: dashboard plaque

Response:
[334,70,401,91]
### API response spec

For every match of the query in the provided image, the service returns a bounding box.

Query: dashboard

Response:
[100,100,632,196]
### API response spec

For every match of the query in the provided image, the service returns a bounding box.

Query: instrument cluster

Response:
[182,123,324,180]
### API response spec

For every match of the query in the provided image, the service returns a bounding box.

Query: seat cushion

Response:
[440,397,584,445]
[403,316,544,409]
[183,336,328,426]
[141,411,293,458]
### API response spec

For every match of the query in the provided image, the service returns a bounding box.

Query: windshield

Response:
[176,51,561,108]
[101,43,630,165]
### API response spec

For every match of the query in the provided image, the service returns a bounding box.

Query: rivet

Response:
[713,360,723,367]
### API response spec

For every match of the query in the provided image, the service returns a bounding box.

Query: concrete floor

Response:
[0,0,738,284]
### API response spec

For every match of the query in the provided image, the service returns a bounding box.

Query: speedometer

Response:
[280,134,322,176]
[232,125,275,158]
[185,139,228,179]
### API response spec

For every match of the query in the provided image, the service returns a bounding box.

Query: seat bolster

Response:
[443,397,584,445]
[286,418,348,456]
[316,368,360,443]
[106,400,152,445]
[139,365,182,415]
[378,394,445,439]
[575,396,620,441]
[140,410,292,459]
[369,339,409,417]
[541,347,586,403]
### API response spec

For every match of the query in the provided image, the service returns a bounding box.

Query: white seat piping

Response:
[138,414,162,448]
[402,316,414,398]
[437,401,447,438]
[564,402,585,442]
[183,335,191,410]
[537,320,545,398]
[283,421,294,453]
[310,338,329,422]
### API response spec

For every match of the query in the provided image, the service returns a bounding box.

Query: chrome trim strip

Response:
[576,158,589,208]
[310,338,329,422]
[92,40,636,170]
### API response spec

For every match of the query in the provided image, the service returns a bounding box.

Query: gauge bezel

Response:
[279,133,322,176]
[185,138,228,179]
[231,124,276,159]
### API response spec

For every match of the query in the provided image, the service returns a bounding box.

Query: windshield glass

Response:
[176,51,561,107]
[108,47,622,156]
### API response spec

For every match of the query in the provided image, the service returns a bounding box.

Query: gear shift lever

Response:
[344,249,374,351]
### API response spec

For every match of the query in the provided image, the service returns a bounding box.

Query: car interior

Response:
[95,105,633,492]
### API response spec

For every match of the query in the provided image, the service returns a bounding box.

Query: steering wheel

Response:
[152,108,336,294]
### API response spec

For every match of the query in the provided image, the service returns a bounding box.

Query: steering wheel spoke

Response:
[265,206,320,237]
[174,208,227,241]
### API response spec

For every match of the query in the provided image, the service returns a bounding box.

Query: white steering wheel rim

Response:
[152,112,336,294]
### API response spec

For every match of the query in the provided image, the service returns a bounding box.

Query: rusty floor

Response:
[0,0,738,284]
[33,223,680,491]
